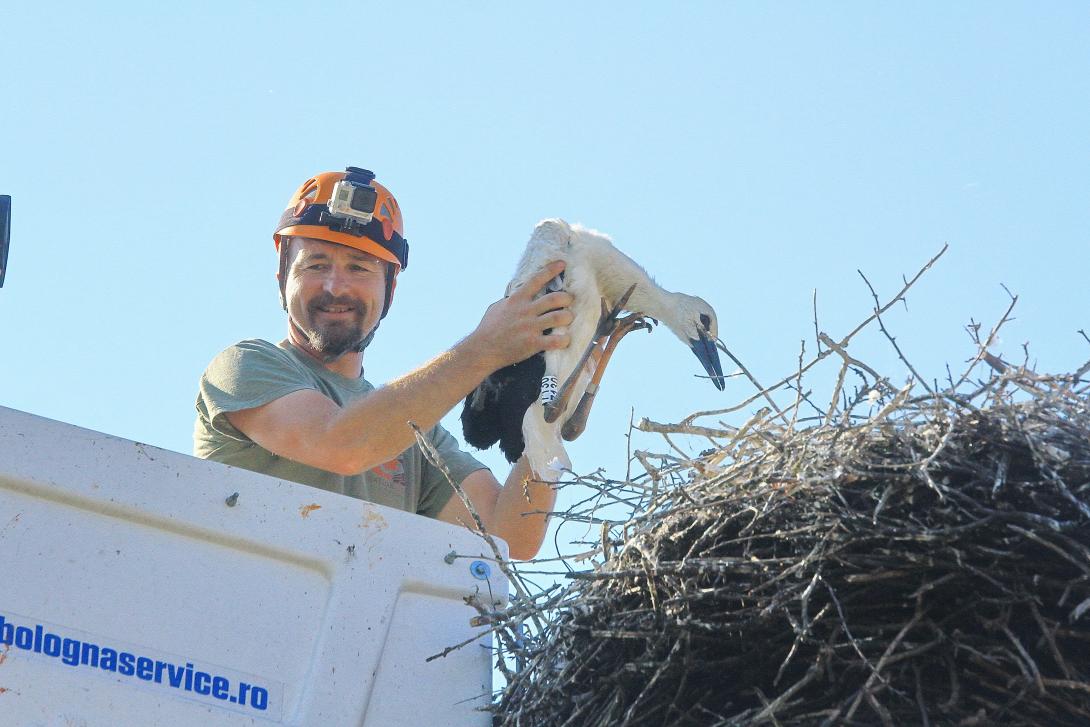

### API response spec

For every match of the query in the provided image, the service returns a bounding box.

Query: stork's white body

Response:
[508,219,722,479]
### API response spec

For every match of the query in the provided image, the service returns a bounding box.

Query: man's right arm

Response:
[225,262,573,476]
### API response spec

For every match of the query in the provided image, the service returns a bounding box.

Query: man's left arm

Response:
[436,459,554,561]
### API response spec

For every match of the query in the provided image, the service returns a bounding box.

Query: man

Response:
[194,167,573,559]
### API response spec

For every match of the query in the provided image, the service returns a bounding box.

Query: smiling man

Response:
[193,167,573,559]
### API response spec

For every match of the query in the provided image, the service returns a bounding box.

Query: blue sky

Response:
[2,4,1088,550]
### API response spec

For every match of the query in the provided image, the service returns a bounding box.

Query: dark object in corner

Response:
[0,195,9,288]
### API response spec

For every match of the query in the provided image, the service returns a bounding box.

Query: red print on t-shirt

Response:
[370,458,405,486]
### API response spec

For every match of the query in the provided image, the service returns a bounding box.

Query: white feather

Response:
[507,219,723,480]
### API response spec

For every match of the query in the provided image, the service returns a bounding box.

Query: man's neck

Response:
[284,333,364,379]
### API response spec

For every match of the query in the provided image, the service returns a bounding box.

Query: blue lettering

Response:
[211,676,230,700]
[193,671,211,696]
[0,614,274,715]
[14,626,33,650]
[80,641,100,667]
[43,633,61,657]
[167,662,185,688]
[61,638,81,666]
[136,656,153,681]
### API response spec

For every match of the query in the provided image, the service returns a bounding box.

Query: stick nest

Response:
[484,251,1090,726]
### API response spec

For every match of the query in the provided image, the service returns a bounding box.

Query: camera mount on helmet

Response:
[326,167,380,229]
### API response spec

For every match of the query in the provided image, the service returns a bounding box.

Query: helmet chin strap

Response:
[356,321,379,352]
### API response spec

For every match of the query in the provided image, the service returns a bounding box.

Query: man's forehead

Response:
[291,236,384,263]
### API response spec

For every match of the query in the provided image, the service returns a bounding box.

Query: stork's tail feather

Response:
[460,353,545,461]
[460,384,502,450]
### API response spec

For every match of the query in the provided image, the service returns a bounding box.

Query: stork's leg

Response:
[561,313,653,441]
[522,401,572,481]
[541,297,612,424]
[543,285,637,424]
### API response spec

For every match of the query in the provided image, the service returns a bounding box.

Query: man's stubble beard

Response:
[299,293,376,358]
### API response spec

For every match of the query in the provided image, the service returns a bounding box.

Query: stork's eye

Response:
[699,313,712,332]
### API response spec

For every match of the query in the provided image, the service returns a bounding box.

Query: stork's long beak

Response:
[689,332,726,390]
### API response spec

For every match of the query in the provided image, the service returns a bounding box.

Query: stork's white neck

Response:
[577,236,700,342]
[631,288,698,340]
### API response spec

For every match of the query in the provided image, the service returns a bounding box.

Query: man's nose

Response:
[321,266,349,295]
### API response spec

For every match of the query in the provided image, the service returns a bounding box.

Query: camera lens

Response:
[350,186,377,214]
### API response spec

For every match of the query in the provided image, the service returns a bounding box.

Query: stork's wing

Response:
[460,354,545,463]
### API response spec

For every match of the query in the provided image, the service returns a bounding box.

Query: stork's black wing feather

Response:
[461,353,544,463]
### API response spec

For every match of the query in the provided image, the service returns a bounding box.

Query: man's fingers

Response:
[532,290,574,313]
[541,330,571,350]
[540,308,574,330]
[479,261,574,364]
[515,261,565,301]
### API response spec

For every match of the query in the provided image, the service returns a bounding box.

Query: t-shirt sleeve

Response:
[197,340,317,439]
[416,423,489,519]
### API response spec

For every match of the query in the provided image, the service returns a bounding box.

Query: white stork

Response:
[461,219,725,480]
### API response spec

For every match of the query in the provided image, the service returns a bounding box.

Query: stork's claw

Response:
[561,312,653,441]
[596,284,637,338]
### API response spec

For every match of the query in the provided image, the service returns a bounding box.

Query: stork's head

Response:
[662,293,726,391]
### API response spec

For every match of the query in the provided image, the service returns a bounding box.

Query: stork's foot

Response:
[542,285,640,425]
[561,313,653,440]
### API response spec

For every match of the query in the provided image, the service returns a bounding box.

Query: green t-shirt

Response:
[193,339,486,518]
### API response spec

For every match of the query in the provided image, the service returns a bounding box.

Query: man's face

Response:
[283,237,387,358]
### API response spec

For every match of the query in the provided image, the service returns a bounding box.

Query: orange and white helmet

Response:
[274,167,408,270]
[273,167,407,318]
